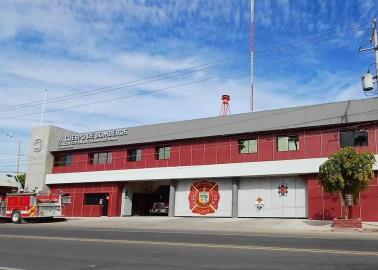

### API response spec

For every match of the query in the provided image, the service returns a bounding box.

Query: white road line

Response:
[26,227,368,241]
[0,267,26,270]
[0,234,377,257]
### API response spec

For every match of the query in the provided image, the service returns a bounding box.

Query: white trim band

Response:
[46,156,378,185]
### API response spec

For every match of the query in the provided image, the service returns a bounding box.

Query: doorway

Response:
[84,193,110,217]
[130,182,170,216]
[101,194,109,216]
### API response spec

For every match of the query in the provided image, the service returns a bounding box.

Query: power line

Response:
[255,17,371,55]
[262,38,361,66]
[1,18,371,114]
[1,35,364,122]
[0,68,245,122]
[0,59,231,113]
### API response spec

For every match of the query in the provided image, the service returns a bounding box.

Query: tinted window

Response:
[340,131,368,147]
[84,193,107,205]
[128,148,142,162]
[54,155,73,167]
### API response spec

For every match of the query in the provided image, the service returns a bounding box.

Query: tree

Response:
[319,147,376,219]
[16,173,26,189]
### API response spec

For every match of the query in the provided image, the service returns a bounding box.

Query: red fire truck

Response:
[0,193,69,224]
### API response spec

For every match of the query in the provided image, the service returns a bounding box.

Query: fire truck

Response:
[0,192,69,224]
[0,173,70,224]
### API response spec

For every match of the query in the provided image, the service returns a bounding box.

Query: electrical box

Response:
[361,72,374,92]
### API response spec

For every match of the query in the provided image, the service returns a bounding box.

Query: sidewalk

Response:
[33,217,378,238]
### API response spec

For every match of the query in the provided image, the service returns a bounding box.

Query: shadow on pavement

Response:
[302,220,332,227]
[24,217,67,224]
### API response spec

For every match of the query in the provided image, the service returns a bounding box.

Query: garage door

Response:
[238,177,307,218]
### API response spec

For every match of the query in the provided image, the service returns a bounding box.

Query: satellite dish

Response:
[361,72,374,92]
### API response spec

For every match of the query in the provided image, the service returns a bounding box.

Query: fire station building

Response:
[25,98,378,221]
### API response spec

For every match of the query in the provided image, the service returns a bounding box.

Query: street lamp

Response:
[6,133,21,176]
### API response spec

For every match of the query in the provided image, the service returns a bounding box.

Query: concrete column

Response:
[168,180,176,217]
[232,177,239,218]
[121,184,133,216]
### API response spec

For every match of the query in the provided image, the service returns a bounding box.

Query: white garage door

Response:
[238,177,307,218]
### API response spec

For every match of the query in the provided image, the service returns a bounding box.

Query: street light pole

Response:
[6,133,21,176]
[16,139,20,176]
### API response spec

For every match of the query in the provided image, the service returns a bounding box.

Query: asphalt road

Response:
[0,223,378,270]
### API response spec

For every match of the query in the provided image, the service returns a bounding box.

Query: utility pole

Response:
[250,0,255,112]
[40,89,47,126]
[6,133,20,176]
[16,139,20,176]
[359,19,378,94]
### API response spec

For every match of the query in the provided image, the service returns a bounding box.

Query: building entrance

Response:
[125,181,170,216]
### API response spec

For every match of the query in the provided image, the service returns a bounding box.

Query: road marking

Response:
[0,234,377,257]
[73,228,362,240]
[3,226,366,241]
[0,267,26,270]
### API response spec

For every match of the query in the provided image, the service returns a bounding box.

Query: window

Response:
[127,148,142,162]
[156,146,171,160]
[277,135,299,151]
[54,155,73,167]
[89,152,112,164]
[84,193,107,205]
[239,139,257,154]
[340,130,368,147]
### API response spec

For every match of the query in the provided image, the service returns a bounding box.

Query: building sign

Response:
[254,196,265,210]
[278,183,288,196]
[188,180,220,215]
[58,128,128,149]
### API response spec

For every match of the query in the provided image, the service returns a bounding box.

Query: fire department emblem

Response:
[33,138,43,153]
[254,196,265,210]
[278,183,288,196]
[188,180,220,215]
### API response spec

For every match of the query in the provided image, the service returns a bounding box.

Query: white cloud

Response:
[0,0,374,173]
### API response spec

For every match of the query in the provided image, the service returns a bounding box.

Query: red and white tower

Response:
[220,94,231,116]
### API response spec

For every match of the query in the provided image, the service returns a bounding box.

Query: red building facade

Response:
[26,99,378,221]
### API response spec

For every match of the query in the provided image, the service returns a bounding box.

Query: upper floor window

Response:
[340,130,368,147]
[277,135,299,152]
[89,152,112,165]
[127,148,142,162]
[239,139,257,154]
[156,146,171,160]
[54,155,73,167]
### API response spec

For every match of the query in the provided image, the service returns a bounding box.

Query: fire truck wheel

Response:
[11,211,22,224]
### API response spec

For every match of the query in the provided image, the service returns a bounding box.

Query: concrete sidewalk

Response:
[30,217,378,238]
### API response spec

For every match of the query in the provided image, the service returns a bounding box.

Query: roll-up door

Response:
[238,177,307,218]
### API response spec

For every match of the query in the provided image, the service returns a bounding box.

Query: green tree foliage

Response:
[16,173,26,189]
[319,147,376,203]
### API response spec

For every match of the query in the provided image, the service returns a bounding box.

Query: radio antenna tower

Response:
[250,0,255,112]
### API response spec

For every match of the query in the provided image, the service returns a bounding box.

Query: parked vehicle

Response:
[0,193,71,224]
[149,202,169,215]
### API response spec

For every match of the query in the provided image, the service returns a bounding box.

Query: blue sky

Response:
[0,0,376,172]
